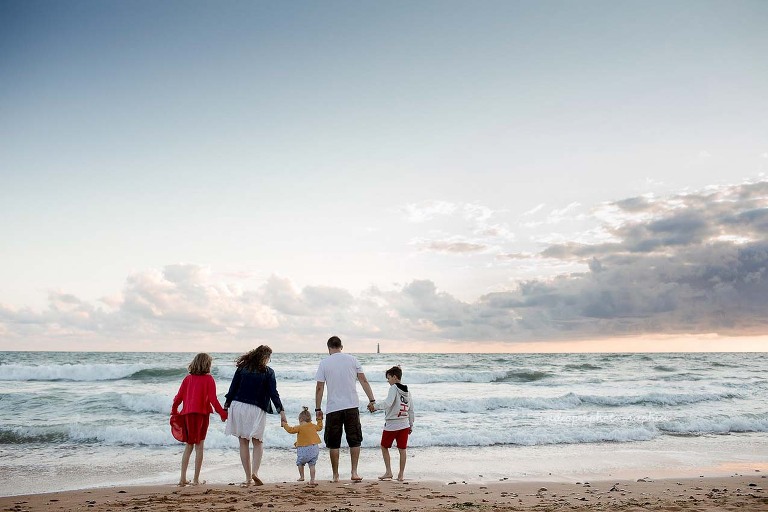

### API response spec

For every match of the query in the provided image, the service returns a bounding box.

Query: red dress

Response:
[171,374,227,444]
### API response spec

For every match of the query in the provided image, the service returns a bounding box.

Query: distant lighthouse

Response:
[377,342,380,354]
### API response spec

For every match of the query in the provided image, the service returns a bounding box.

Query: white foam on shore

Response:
[3,432,768,496]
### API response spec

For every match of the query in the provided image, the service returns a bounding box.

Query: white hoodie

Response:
[375,383,414,431]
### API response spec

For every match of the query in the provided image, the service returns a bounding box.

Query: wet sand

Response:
[2,474,766,512]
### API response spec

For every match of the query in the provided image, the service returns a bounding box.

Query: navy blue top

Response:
[224,366,284,414]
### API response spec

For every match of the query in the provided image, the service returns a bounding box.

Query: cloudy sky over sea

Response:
[1,1,767,352]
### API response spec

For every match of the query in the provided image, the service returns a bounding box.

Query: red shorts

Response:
[175,413,210,444]
[380,427,410,449]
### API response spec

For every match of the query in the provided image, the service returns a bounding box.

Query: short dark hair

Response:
[327,336,342,349]
[385,365,402,380]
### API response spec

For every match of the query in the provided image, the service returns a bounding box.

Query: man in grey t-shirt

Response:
[315,335,376,482]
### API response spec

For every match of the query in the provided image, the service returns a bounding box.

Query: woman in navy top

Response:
[224,345,286,486]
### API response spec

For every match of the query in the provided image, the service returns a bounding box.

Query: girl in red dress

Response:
[171,353,228,486]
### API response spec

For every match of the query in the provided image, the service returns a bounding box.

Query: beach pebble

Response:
[538,487,547,492]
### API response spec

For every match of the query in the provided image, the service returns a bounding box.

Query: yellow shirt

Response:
[282,419,323,447]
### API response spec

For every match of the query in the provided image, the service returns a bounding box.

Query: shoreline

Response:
[4,434,768,497]
[2,475,766,511]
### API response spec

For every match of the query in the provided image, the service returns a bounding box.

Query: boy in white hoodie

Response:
[368,366,414,481]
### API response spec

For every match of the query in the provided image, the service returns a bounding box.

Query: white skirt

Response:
[225,401,267,440]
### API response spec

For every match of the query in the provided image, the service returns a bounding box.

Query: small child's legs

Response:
[296,444,320,485]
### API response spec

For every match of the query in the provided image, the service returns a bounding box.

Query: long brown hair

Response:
[235,345,272,372]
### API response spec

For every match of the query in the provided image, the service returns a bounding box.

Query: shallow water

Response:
[2,351,767,495]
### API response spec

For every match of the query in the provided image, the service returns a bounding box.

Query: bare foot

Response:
[297,477,304,482]
[239,481,251,488]
[177,481,188,487]
[351,474,363,482]
[189,480,206,486]
[330,474,340,483]
[308,481,318,487]
[397,477,405,482]
[378,474,393,481]
[252,475,264,486]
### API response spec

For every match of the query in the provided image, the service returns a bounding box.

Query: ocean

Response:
[2,351,768,496]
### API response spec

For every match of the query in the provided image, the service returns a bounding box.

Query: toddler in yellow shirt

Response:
[281,406,324,485]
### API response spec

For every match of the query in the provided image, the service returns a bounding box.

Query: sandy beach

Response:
[2,474,767,512]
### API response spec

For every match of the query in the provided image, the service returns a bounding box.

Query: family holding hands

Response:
[170,336,415,488]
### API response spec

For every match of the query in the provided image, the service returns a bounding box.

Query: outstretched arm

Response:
[171,377,187,415]
[224,368,242,408]
[315,381,325,420]
[207,376,228,421]
[357,372,375,404]
[374,384,397,411]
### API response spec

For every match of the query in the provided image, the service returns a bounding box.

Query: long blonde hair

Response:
[188,353,212,375]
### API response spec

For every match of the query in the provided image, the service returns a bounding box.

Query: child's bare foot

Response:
[378,473,393,481]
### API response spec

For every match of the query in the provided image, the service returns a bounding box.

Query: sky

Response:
[1,0,767,353]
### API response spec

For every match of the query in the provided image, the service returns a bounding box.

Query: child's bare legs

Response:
[251,438,264,484]
[396,448,407,481]
[379,446,393,480]
[238,438,251,485]
[179,443,195,486]
[191,441,205,484]
[309,463,317,485]
[297,464,305,481]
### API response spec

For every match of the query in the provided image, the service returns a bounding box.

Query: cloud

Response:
[3,182,768,350]
[414,238,490,254]
[402,200,513,257]
[400,200,457,222]
[522,203,545,217]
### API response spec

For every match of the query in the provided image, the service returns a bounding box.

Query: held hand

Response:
[316,410,323,421]
[367,403,375,413]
